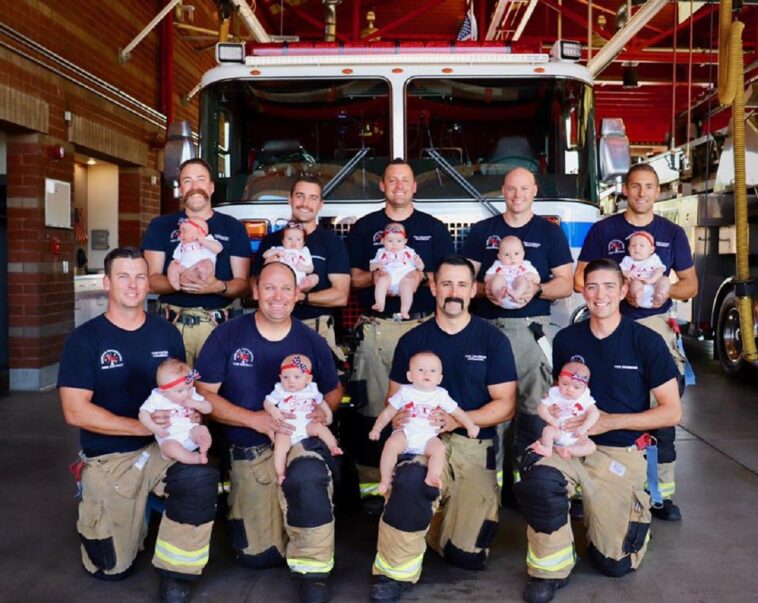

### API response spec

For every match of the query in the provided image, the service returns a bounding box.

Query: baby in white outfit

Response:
[167,217,223,290]
[264,353,342,484]
[530,360,599,460]
[485,236,540,309]
[619,230,670,308]
[369,351,479,494]
[262,223,319,292]
[139,359,212,464]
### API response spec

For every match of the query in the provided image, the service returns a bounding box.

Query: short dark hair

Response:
[433,254,476,281]
[290,173,322,197]
[104,247,144,277]
[583,258,623,284]
[178,158,214,181]
[626,163,659,186]
[258,260,297,286]
[384,158,413,177]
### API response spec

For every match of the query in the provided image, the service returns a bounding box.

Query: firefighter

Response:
[516,259,681,603]
[346,159,454,511]
[58,247,218,603]
[575,163,698,520]
[196,261,341,603]
[143,158,251,367]
[369,255,516,602]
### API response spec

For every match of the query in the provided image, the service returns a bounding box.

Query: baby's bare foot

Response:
[330,446,343,456]
[529,441,553,457]
[424,473,443,489]
[377,481,389,496]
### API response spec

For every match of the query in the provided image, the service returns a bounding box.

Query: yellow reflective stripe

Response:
[360,482,380,497]
[340,396,352,405]
[512,469,521,484]
[373,552,423,581]
[154,539,209,568]
[217,480,231,494]
[287,556,334,574]
[659,481,675,498]
[526,544,575,573]
[496,470,504,488]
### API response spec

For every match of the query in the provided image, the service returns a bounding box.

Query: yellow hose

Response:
[717,2,757,362]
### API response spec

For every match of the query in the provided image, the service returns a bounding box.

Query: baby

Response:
[262,223,319,292]
[619,231,670,308]
[530,360,599,460]
[369,223,424,319]
[167,217,223,290]
[138,359,213,464]
[264,354,342,484]
[369,351,479,494]
[485,235,540,309]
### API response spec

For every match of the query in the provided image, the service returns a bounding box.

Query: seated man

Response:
[515,258,681,603]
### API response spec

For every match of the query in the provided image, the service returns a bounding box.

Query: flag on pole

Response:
[457,4,478,41]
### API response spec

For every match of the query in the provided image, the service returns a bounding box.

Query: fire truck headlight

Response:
[216,43,245,64]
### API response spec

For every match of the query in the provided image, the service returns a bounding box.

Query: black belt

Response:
[230,443,272,462]
[164,307,242,326]
[369,311,432,321]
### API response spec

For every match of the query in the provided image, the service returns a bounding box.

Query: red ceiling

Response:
[198,1,758,145]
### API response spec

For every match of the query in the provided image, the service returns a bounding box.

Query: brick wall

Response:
[1,1,218,388]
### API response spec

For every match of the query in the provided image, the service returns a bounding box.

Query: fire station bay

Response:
[0,2,757,603]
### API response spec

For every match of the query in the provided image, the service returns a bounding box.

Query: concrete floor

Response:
[1,340,757,603]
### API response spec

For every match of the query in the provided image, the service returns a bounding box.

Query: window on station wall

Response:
[404,77,596,203]
[200,78,391,204]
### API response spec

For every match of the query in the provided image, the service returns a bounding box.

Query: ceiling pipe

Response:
[120,0,182,62]
[228,0,272,43]
[588,0,668,78]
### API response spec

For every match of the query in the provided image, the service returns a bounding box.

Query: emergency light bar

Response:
[216,43,245,64]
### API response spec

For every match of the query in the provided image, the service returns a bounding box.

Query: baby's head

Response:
[627,231,655,261]
[280,353,313,392]
[557,360,590,401]
[498,235,526,266]
[406,351,443,392]
[179,217,209,243]
[281,223,306,250]
[382,223,408,253]
[157,358,198,405]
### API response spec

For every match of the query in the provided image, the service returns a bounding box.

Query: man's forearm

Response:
[305,285,349,307]
[149,273,178,295]
[323,384,343,413]
[351,268,373,289]
[466,397,515,428]
[202,389,258,429]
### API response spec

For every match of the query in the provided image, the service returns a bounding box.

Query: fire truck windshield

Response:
[200,75,596,206]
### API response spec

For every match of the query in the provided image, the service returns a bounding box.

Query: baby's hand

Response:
[467,425,480,439]
[368,429,381,441]
[414,256,424,271]
[157,427,169,438]
[268,406,284,424]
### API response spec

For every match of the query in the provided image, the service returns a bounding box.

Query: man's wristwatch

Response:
[219,281,228,295]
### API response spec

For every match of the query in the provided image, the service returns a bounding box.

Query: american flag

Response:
[457,6,478,41]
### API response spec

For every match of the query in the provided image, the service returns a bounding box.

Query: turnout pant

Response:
[373,434,499,583]
[636,313,687,500]
[77,444,217,579]
[302,314,346,364]
[227,438,335,576]
[516,445,651,580]
[350,315,431,497]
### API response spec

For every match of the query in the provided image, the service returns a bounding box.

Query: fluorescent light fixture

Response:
[216,43,245,64]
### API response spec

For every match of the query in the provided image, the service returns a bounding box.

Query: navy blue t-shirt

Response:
[57,314,186,457]
[389,316,517,440]
[578,213,694,319]
[142,210,251,309]
[252,226,350,320]
[347,209,454,314]
[552,318,678,447]
[196,314,339,448]
[463,214,572,318]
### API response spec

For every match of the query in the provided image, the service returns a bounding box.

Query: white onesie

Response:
[371,247,419,294]
[539,386,596,447]
[485,259,539,309]
[172,236,220,268]
[619,253,665,308]
[387,384,459,455]
[140,387,206,452]
[265,381,323,445]
[270,246,314,286]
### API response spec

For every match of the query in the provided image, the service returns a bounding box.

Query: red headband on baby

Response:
[160,369,200,390]
[281,355,311,374]
[628,230,654,248]
[559,369,589,385]
[183,219,208,236]
[383,224,406,237]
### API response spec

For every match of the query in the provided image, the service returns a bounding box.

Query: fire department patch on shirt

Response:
[608,459,626,477]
